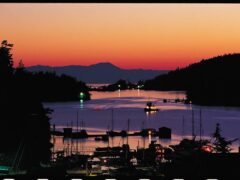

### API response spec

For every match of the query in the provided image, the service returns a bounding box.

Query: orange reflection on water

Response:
[91,90,186,100]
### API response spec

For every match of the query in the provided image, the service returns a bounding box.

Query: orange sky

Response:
[1,3,240,70]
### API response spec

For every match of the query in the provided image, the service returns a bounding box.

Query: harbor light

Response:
[80,99,83,109]
[0,165,10,172]
[80,92,85,100]
[80,92,84,96]
[201,145,213,153]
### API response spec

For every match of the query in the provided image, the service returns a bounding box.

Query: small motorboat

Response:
[95,135,109,141]
[144,101,158,112]
[101,135,109,142]
[95,137,101,141]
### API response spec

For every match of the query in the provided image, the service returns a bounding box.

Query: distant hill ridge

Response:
[144,53,240,106]
[27,62,169,83]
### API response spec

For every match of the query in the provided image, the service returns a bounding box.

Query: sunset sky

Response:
[1,3,240,70]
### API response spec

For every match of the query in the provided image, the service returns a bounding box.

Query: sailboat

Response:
[73,110,88,139]
[106,108,118,137]
[78,120,88,138]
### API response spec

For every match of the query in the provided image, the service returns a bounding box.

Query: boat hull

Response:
[144,108,158,112]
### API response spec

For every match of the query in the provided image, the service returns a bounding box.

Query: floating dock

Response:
[51,127,172,139]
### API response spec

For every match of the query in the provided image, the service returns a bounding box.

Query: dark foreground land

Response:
[2,153,240,180]
[1,139,240,180]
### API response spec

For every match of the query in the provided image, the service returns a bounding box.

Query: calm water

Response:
[44,90,240,153]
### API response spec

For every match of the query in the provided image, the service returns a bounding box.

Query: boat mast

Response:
[66,122,69,156]
[192,109,195,140]
[142,120,145,130]
[182,116,185,139]
[76,110,79,153]
[111,108,114,132]
[200,109,202,141]
[52,124,55,160]
[81,118,84,130]
[70,121,73,155]
[127,119,130,145]
[106,109,110,148]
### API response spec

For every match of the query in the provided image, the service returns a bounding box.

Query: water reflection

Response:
[52,134,188,155]
[45,90,240,153]
[91,90,186,100]
[80,99,84,109]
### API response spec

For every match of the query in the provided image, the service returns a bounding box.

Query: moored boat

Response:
[144,102,158,112]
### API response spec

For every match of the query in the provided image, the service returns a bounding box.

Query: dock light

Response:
[201,145,213,153]
[80,99,83,103]
[0,166,10,171]
[79,92,85,100]
[137,85,140,89]
[148,131,151,135]
[118,84,121,88]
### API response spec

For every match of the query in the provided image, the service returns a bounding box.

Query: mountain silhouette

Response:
[27,62,168,83]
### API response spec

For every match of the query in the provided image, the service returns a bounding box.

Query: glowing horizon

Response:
[1,3,240,70]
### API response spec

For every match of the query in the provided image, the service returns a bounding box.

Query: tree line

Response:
[144,53,240,106]
[0,40,90,170]
[16,66,91,102]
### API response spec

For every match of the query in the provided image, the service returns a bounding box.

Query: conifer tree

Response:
[212,123,237,153]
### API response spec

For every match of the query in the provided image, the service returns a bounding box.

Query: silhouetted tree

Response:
[28,71,90,102]
[212,123,237,153]
[0,39,91,170]
[17,59,25,70]
[0,41,52,169]
[0,40,14,81]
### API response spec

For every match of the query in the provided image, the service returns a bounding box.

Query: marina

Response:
[2,4,240,178]
[46,89,240,156]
